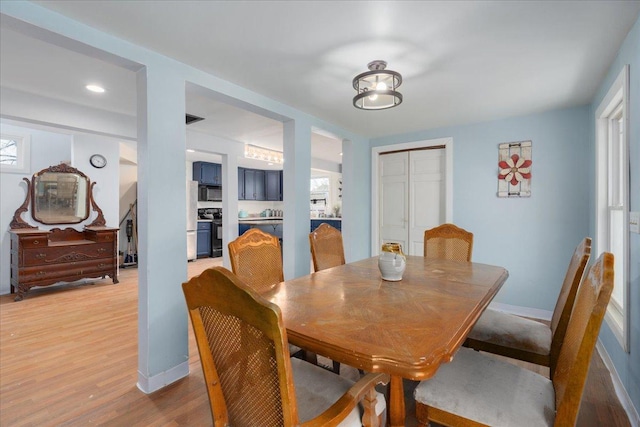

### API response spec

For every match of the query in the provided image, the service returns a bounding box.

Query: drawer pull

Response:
[98,263,106,268]
[97,248,107,253]
[33,240,40,245]
[36,271,46,277]
[35,253,46,259]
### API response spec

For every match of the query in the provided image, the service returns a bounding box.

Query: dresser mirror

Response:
[32,167,90,224]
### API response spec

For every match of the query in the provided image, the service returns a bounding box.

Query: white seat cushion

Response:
[291,357,386,426]
[414,347,555,427]
[467,308,552,355]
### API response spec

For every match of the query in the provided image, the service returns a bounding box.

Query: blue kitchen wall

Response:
[371,106,590,312]
[589,15,640,415]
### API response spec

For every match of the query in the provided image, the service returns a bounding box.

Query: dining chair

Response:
[229,228,310,361]
[414,251,614,427]
[309,222,346,374]
[183,266,389,427]
[228,228,284,293]
[423,223,473,262]
[310,222,346,272]
[465,237,591,377]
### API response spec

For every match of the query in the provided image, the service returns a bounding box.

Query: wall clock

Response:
[90,154,107,169]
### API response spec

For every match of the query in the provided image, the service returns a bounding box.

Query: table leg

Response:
[388,375,405,427]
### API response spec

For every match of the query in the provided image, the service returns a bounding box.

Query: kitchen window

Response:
[0,131,31,174]
[595,65,629,352]
[310,176,330,217]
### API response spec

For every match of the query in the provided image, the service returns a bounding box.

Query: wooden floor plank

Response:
[0,258,631,426]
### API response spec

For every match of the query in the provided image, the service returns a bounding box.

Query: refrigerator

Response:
[187,180,198,261]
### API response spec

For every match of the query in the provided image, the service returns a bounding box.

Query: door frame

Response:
[371,137,453,255]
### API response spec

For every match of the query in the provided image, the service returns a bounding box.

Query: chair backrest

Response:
[552,252,614,427]
[549,237,591,374]
[309,223,346,272]
[228,228,284,293]
[182,267,299,426]
[423,223,474,262]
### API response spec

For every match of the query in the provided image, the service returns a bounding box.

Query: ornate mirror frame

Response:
[10,163,106,229]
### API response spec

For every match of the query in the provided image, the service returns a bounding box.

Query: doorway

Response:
[371,137,452,256]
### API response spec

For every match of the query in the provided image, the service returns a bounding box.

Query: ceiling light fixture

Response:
[85,84,105,93]
[352,60,402,110]
[244,144,284,164]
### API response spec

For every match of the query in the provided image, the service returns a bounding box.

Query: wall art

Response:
[497,140,532,197]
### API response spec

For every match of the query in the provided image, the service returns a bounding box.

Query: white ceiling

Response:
[2,1,639,165]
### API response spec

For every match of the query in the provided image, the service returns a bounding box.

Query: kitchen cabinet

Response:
[265,170,282,201]
[241,168,266,200]
[197,222,212,257]
[193,161,222,186]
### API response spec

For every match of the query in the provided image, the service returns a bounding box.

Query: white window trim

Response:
[595,65,630,352]
[0,131,31,174]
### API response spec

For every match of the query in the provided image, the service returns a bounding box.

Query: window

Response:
[310,176,330,217]
[0,131,31,174]
[595,65,629,351]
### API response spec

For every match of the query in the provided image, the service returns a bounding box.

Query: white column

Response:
[136,65,189,393]
[282,119,312,279]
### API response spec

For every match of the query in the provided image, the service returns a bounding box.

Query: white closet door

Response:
[379,152,409,251]
[409,149,445,255]
[379,148,445,256]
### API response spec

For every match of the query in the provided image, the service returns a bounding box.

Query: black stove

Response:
[198,208,222,220]
[198,208,222,258]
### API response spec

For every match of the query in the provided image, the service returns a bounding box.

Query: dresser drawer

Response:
[22,242,114,266]
[20,236,49,248]
[20,259,116,283]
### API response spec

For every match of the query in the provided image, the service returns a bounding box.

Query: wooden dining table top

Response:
[262,255,509,381]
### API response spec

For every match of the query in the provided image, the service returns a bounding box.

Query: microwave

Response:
[199,185,222,201]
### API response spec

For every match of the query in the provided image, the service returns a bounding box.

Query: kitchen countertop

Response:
[238,217,342,223]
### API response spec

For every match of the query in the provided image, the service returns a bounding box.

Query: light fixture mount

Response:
[352,60,402,110]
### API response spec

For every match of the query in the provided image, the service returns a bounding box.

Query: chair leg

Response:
[332,360,340,374]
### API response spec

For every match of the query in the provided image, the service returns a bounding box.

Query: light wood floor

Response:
[0,258,630,426]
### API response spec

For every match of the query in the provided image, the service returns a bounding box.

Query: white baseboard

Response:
[488,302,553,321]
[596,341,640,427]
[136,361,189,394]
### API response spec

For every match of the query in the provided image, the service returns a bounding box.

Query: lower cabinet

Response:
[197,222,212,257]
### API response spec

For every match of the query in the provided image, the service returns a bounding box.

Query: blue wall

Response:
[372,106,590,312]
[590,16,640,414]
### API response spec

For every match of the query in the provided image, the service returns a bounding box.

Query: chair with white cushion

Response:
[414,252,614,427]
[183,266,389,427]
[465,237,591,376]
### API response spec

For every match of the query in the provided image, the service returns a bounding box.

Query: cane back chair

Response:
[423,223,473,262]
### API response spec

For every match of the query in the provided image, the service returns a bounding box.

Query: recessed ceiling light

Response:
[186,149,195,153]
[85,84,105,93]
[339,152,343,156]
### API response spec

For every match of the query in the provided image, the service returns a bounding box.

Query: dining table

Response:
[261,255,509,427]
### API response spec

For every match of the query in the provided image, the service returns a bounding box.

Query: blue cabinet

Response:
[193,161,221,186]
[242,169,266,200]
[265,170,282,201]
[239,223,251,235]
[310,219,342,233]
[197,222,212,257]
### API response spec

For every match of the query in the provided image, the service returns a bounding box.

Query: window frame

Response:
[0,130,31,174]
[595,65,630,352]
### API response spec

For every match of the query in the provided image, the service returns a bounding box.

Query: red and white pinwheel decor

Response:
[499,154,532,185]
[497,141,532,197]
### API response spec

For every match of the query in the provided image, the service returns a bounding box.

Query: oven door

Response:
[212,220,223,257]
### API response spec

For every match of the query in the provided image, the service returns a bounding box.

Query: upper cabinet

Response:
[238,168,282,201]
[242,168,265,200]
[193,161,222,186]
[265,170,282,201]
